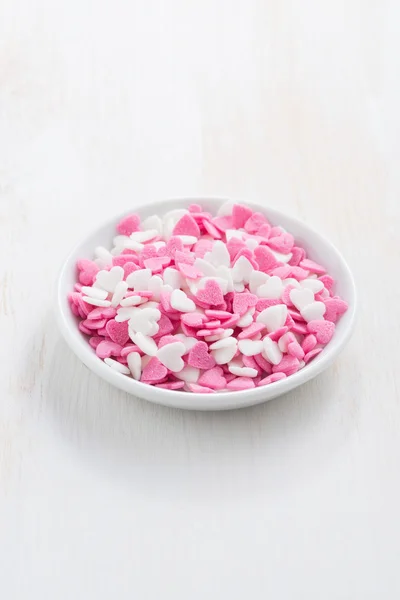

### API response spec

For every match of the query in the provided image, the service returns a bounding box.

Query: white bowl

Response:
[56,198,356,411]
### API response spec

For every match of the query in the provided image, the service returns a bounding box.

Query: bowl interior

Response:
[57,198,356,410]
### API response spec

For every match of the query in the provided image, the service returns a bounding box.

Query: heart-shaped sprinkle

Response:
[129,332,158,356]
[198,366,227,390]
[307,319,335,344]
[195,279,224,306]
[128,307,161,336]
[272,355,300,376]
[96,340,123,359]
[262,337,283,365]
[237,323,265,339]
[238,339,264,356]
[256,276,284,299]
[300,301,326,322]
[232,292,258,316]
[232,204,253,228]
[95,266,124,293]
[289,287,314,311]
[249,271,269,294]
[116,214,141,236]
[141,357,168,382]
[226,377,255,391]
[256,304,287,332]
[172,214,201,238]
[106,319,130,346]
[156,341,186,372]
[204,240,231,268]
[231,256,254,285]
[127,352,142,379]
[187,341,216,369]
[254,246,279,273]
[170,289,196,312]
[77,259,100,286]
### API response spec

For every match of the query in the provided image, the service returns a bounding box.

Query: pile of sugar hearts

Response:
[69,202,348,393]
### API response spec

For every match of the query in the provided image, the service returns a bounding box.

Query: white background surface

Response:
[1,1,399,598]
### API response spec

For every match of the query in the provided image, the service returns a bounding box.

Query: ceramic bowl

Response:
[56,198,356,410]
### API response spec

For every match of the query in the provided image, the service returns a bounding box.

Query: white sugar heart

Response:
[300,301,326,322]
[174,334,198,354]
[269,249,292,264]
[129,332,158,356]
[256,276,284,299]
[147,275,172,301]
[176,235,198,245]
[112,235,144,253]
[209,337,237,350]
[211,344,238,365]
[249,271,269,294]
[238,339,264,356]
[156,342,186,372]
[226,229,244,241]
[111,281,129,307]
[256,304,287,332]
[120,295,145,307]
[116,307,140,322]
[237,308,255,328]
[174,365,200,383]
[215,266,234,292]
[217,201,234,217]
[204,240,231,268]
[245,238,259,251]
[262,337,283,365]
[95,266,124,293]
[300,278,325,293]
[81,286,108,300]
[129,307,161,335]
[127,352,142,380]
[278,332,294,352]
[126,268,152,290]
[130,229,159,243]
[170,289,196,312]
[141,214,163,234]
[289,287,315,311]
[282,278,301,288]
[194,258,217,278]
[231,256,253,285]
[228,364,258,377]
[163,267,184,289]
[94,246,113,267]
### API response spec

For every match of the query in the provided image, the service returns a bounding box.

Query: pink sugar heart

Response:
[212,216,233,232]
[233,248,258,268]
[189,203,203,212]
[268,232,294,254]
[166,236,184,257]
[319,275,335,294]
[120,344,143,357]
[244,212,268,234]
[257,223,272,239]
[122,262,139,278]
[193,238,214,258]
[270,266,292,279]
[87,306,116,320]
[203,220,222,239]
[79,322,92,334]
[304,347,323,363]
[323,297,348,323]
[204,320,221,329]
[232,292,258,316]
[89,336,103,349]
[172,213,201,238]
[154,314,174,338]
[187,341,216,369]
[268,326,289,342]
[187,383,214,393]
[144,256,171,272]
[158,381,185,390]
[289,266,309,280]
[291,322,308,335]
[288,246,306,266]
[299,258,326,275]
[198,366,227,390]
[157,334,179,348]
[77,259,100,286]
[221,314,240,328]
[302,334,317,354]
[257,373,286,386]
[113,255,138,267]
[106,319,130,346]
[141,244,158,261]
[253,354,272,375]
[196,327,225,337]
[226,237,246,262]
[232,204,253,228]
[226,377,255,391]
[238,322,265,339]
[254,246,279,273]
[174,250,195,265]
[256,298,281,311]
[196,279,224,306]
[181,313,206,328]
[116,214,141,235]
[141,357,168,383]
[180,322,199,337]
[177,262,203,279]
[242,355,260,371]
[307,319,335,344]
[287,340,305,360]
[272,355,300,376]
[96,340,123,358]
[82,318,107,330]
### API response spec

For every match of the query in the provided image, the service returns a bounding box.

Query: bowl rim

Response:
[56,197,357,410]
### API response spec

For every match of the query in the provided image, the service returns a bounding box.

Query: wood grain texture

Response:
[0,1,399,598]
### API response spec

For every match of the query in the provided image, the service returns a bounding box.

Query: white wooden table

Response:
[1,1,399,598]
